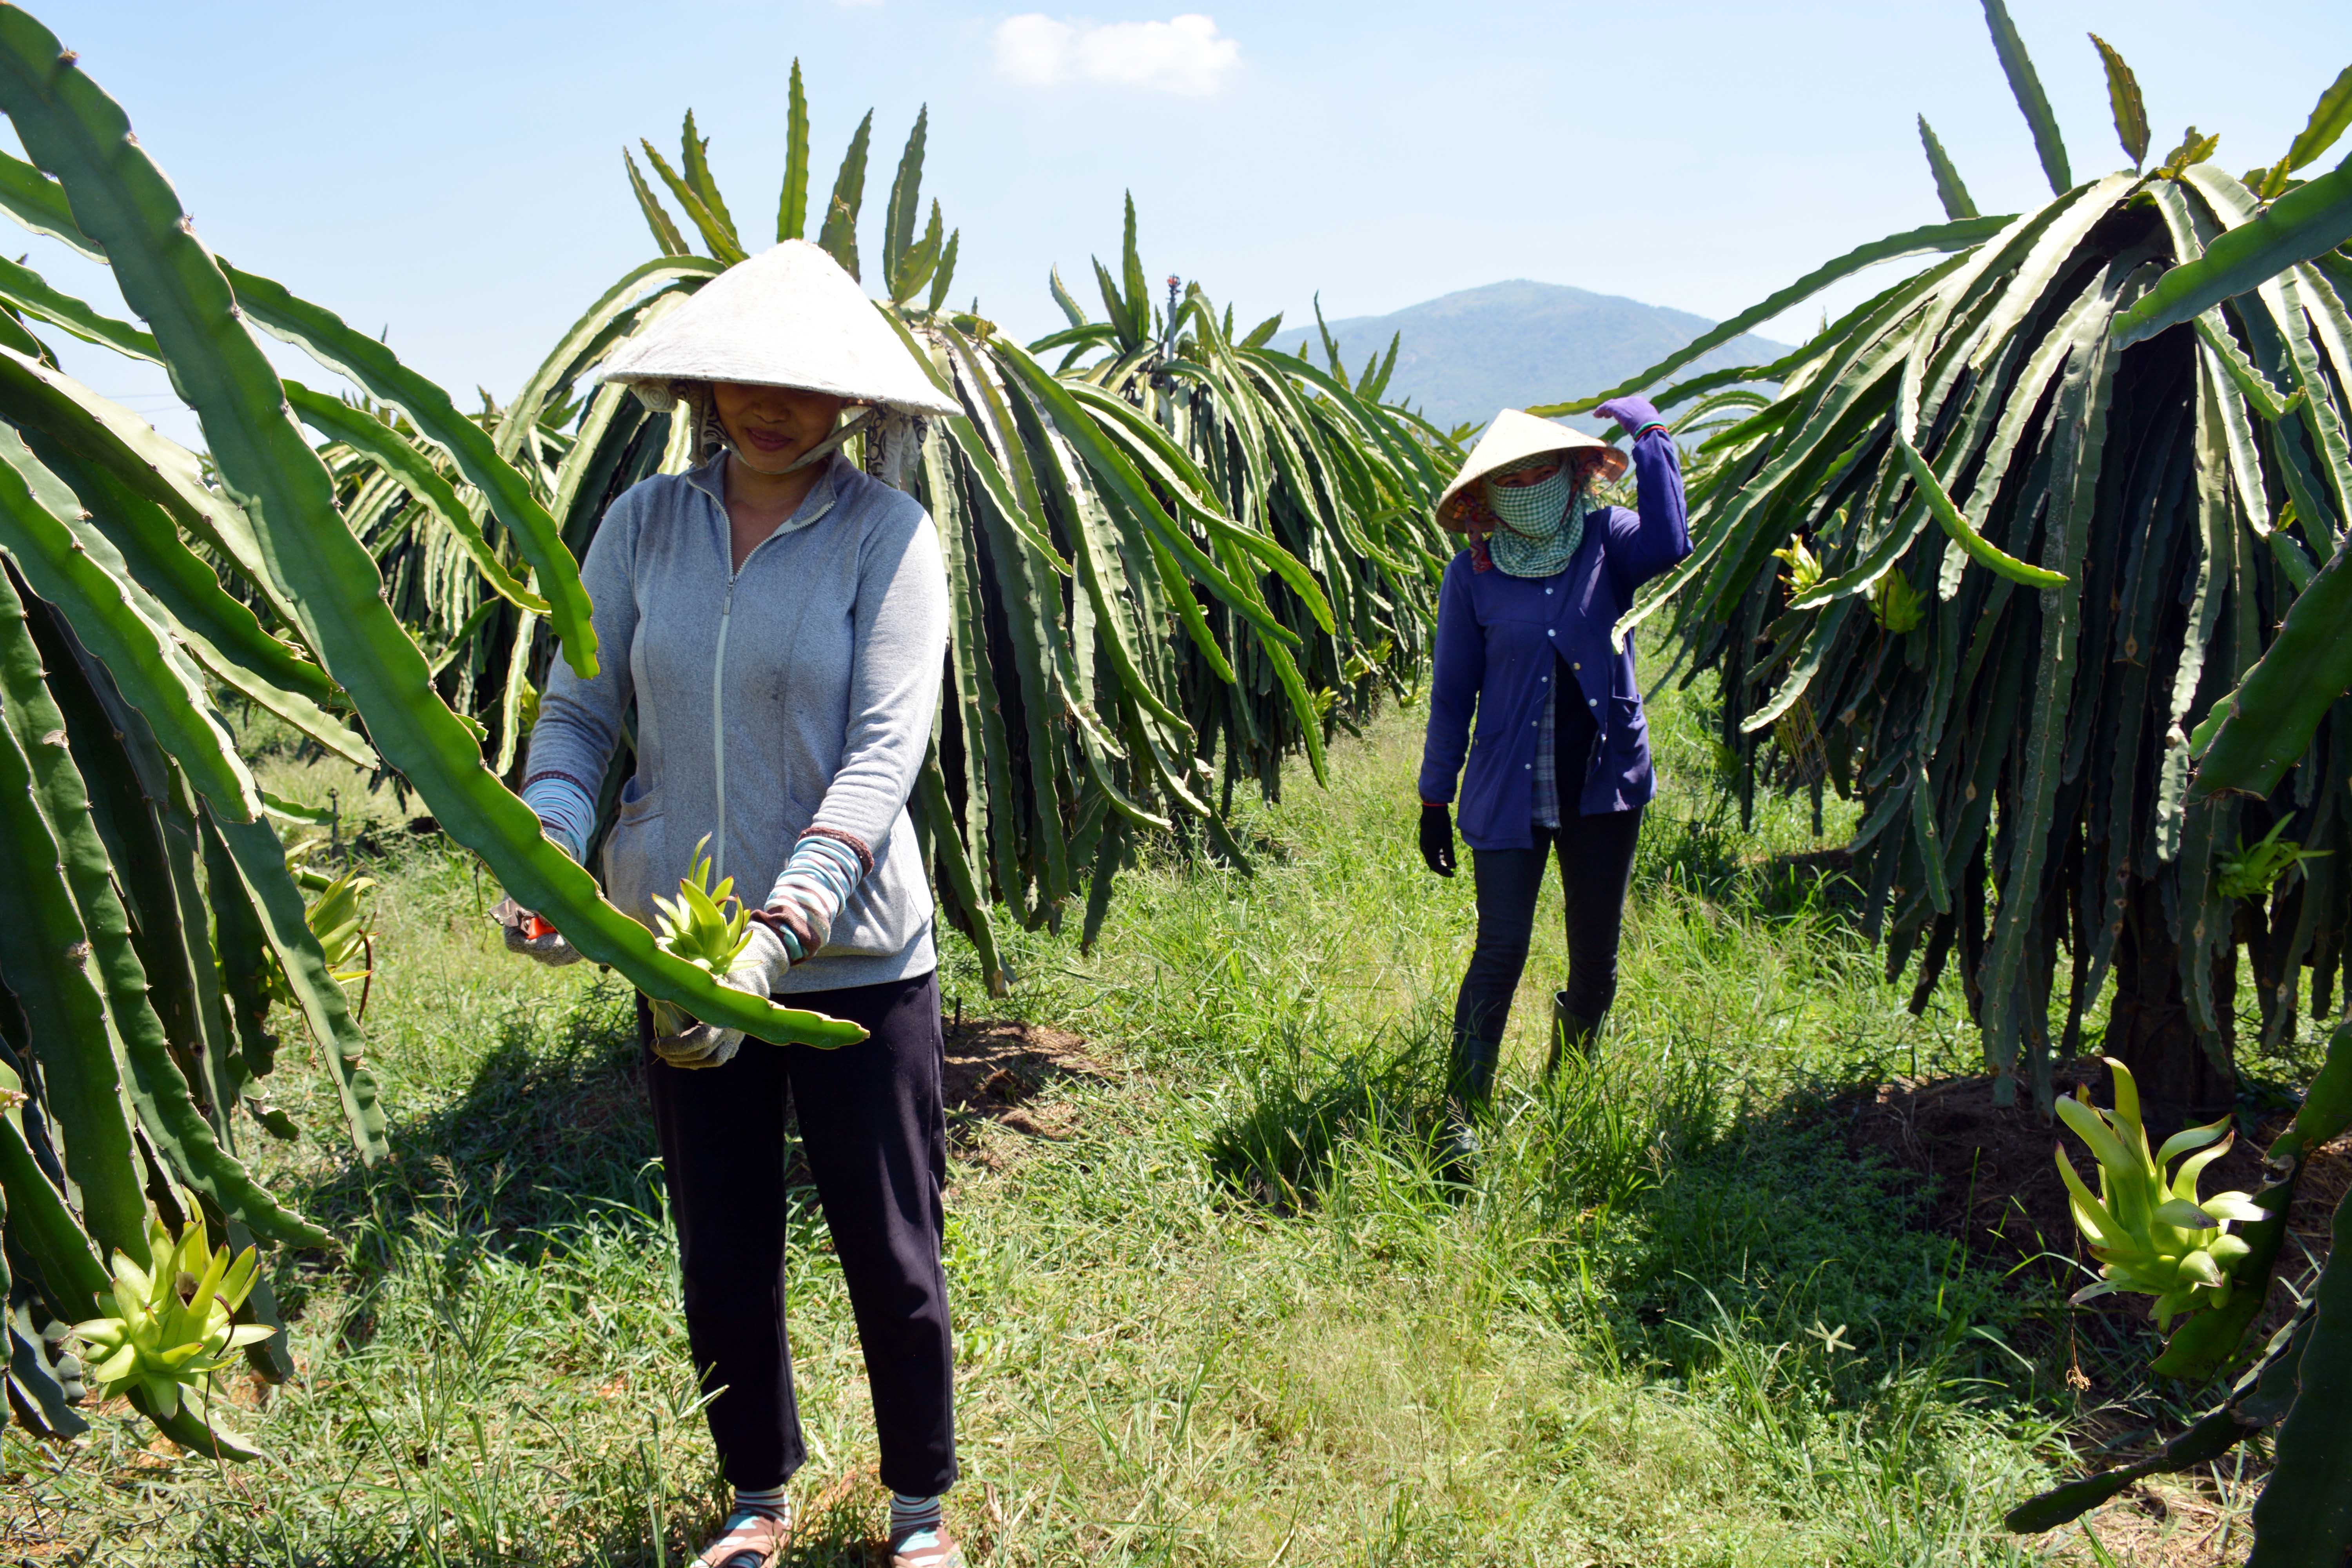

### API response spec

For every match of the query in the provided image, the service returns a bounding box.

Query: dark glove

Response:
[1419,802,1457,877]
[1595,395,1666,437]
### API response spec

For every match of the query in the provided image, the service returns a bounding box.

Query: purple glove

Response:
[1595,396,1666,437]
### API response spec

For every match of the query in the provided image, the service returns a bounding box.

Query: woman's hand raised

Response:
[1594,396,1664,437]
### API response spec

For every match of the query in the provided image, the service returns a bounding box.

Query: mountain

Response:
[1287,279,1789,434]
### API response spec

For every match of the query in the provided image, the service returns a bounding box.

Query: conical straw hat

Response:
[600,240,962,418]
[1434,408,1628,530]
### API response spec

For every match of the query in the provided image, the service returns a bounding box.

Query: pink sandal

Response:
[890,1524,967,1568]
[694,1509,791,1568]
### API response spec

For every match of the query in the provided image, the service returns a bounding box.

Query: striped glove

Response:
[760,833,866,963]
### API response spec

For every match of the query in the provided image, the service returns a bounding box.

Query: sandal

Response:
[889,1523,966,1568]
[694,1508,791,1568]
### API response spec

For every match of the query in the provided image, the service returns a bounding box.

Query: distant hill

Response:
[1290,279,1790,435]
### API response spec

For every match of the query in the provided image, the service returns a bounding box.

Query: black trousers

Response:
[1452,807,1645,1053]
[641,969,956,1496]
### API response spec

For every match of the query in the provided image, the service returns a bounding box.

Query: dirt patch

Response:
[939,1014,1114,1167]
[1847,1061,2347,1328]
[2042,1475,2260,1568]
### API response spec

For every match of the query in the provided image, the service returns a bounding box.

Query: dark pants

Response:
[641,970,956,1496]
[1452,807,1645,1056]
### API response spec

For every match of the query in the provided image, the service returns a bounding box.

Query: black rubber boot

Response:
[1441,1031,1500,1177]
[1545,991,1603,1078]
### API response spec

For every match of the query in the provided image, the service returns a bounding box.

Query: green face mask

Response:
[1483,459,1586,578]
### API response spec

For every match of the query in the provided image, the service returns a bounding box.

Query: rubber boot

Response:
[1441,1031,1500,1178]
[1545,991,1603,1078]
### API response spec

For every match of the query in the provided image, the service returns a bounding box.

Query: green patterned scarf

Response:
[1483,459,1588,578]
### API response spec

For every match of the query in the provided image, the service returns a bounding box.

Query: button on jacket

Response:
[1417,428,1690,850]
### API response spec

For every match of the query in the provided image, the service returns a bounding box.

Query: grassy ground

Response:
[2,670,2275,1566]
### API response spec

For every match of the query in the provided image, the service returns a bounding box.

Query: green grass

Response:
[5,672,2231,1565]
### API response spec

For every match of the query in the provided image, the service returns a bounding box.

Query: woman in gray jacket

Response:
[499,241,966,1568]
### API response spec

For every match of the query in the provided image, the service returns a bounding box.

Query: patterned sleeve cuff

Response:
[764,833,865,922]
[519,772,597,863]
[799,824,875,877]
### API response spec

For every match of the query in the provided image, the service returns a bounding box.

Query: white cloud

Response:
[993,15,1078,83]
[992,14,1241,97]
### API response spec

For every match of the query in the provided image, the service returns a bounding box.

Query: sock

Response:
[889,1491,944,1548]
[733,1483,791,1525]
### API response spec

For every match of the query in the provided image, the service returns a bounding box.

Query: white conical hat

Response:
[1434,408,1628,531]
[599,240,962,418]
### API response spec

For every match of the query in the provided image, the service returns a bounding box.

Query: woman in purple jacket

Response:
[1416,397,1688,1159]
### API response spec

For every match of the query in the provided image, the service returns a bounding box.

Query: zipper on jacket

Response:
[705,465,839,884]
[713,573,736,881]
[711,521,798,881]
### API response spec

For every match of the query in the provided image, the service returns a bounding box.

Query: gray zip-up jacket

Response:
[524,451,949,993]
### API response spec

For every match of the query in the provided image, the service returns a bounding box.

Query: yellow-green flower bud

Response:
[2055,1058,2265,1328]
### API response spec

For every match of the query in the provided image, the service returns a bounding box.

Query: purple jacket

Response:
[1417,427,1690,850]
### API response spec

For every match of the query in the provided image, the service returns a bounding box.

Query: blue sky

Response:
[25,1,2352,443]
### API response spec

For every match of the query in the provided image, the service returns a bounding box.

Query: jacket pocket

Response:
[616,774,662,823]
[600,779,670,935]
[1611,696,1653,797]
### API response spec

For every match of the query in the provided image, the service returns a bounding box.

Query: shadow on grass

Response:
[1604,1087,1987,1343]
[274,976,665,1323]
[1203,1029,2052,1392]
[1201,1019,1722,1224]
[1200,1024,1447,1212]
[1637,808,1868,927]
